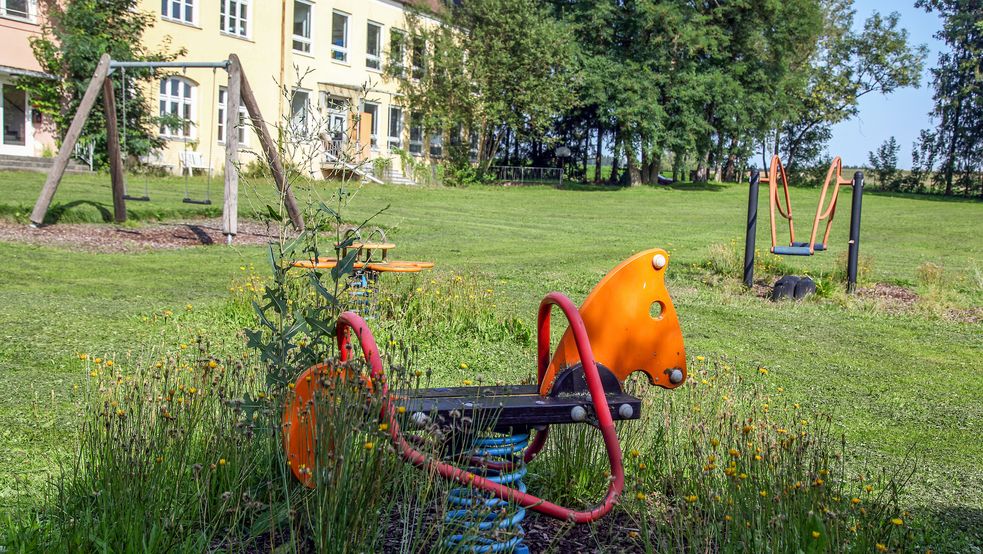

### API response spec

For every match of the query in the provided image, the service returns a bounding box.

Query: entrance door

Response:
[326,111,347,158]
[0,82,30,156]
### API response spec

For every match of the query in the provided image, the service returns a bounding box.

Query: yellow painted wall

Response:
[136,0,434,178]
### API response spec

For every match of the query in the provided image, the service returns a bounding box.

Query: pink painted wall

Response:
[1,10,56,155]
[0,17,44,72]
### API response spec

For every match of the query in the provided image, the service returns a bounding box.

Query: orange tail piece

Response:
[539,248,686,396]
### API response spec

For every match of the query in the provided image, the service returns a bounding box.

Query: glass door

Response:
[1,82,30,155]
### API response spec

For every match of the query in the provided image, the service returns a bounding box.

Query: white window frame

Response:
[331,10,349,64]
[290,89,311,136]
[217,86,248,146]
[429,129,443,158]
[0,0,37,22]
[362,102,379,150]
[161,0,195,25]
[411,34,426,80]
[408,112,423,156]
[219,0,250,39]
[292,0,313,54]
[387,106,403,150]
[159,77,196,140]
[389,29,406,77]
[366,21,383,72]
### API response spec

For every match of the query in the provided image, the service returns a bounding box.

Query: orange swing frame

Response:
[761,155,854,256]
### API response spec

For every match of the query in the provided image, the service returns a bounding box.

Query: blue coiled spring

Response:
[444,433,531,554]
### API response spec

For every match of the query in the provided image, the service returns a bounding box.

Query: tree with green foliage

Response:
[867,136,901,189]
[393,0,577,180]
[776,3,927,171]
[19,0,182,168]
[914,0,982,196]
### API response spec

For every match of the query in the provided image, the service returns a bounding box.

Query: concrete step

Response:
[0,154,91,173]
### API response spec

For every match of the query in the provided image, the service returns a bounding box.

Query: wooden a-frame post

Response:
[102,73,127,223]
[30,54,112,226]
[222,56,241,241]
[231,54,304,232]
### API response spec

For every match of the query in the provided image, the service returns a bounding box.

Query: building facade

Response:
[139,0,440,181]
[0,0,56,157]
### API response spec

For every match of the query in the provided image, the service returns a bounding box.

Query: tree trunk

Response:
[722,136,738,182]
[503,128,511,166]
[943,96,962,196]
[640,147,651,185]
[594,125,603,182]
[609,130,622,185]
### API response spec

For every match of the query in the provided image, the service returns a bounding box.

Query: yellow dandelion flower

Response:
[208,360,217,369]
[891,518,903,526]
[685,494,697,503]
[711,438,720,447]
[638,462,647,470]
[460,362,469,370]
[876,544,887,552]
[379,423,389,432]
[94,357,102,364]
[397,406,406,414]
[724,515,732,521]
[865,485,874,492]
[635,492,646,501]
[742,424,754,434]
[729,448,740,458]
[364,442,375,450]
[218,458,226,466]
[851,497,861,504]
[413,370,423,377]
[754,454,762,461]
[740,473,748,480]
[630,449,640,458]
[759,490,767,497]
[89,370,98,378]
[812,531,820,539]
[463,379,473,386]
[696,356,705,362]
[708,455,716,463]
[758,367,768,375]
[180,343,188,350]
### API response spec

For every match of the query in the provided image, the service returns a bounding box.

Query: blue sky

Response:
[829,1,945,169]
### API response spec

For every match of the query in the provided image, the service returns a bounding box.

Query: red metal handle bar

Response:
[334,298,626,524]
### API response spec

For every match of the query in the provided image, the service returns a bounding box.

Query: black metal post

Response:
[846,171,864,294]
[743,168,760,288]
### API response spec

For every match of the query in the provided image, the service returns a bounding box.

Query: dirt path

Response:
[0,219,287,253]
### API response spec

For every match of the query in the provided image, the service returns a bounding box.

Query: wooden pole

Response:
[102,76,127,223]
[231,54,304,231]
[30,54,112,226]
[222,56,241,241]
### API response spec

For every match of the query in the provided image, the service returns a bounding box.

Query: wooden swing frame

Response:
[29,53,305,240]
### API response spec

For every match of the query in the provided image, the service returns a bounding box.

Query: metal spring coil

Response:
[444,433,531,554]
[347,270,378,319]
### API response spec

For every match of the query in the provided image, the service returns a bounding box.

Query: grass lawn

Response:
[0,170,980,543]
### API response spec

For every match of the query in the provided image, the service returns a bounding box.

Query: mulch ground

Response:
[0,218,287,252]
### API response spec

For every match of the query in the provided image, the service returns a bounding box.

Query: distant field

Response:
[0,170,980,541]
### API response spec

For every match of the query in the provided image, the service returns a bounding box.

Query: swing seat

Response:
[772,245,813,256]
[182,198,213,205]
[124,194,151,202]
[792,241,826,251]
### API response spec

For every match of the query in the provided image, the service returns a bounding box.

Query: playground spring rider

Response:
[283,248,687,552]
[291,226,435,318]
[743,156,865,298]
